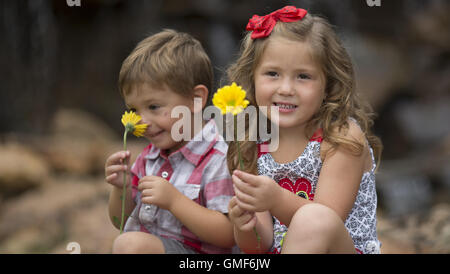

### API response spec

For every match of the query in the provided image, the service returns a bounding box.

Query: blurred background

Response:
[0,0,449,254]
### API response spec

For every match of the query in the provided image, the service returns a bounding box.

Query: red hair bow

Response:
[246,6,307,39]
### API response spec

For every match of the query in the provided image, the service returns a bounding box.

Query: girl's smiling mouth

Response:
[273,102,298,112]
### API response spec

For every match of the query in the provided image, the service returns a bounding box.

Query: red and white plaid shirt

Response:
[124,119,235,254]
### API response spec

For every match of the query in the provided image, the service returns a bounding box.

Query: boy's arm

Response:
[168,194,235,248]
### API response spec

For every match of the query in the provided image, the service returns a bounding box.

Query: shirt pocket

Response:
[182,183,201,201]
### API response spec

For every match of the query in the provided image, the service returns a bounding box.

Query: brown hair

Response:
[119,29,213,99]
[226,13,382,174]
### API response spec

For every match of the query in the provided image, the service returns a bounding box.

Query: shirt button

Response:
[161,171,169,178]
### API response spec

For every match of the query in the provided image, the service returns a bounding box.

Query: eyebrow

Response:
[259,63,319,73]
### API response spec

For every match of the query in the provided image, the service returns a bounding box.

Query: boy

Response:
[105,29,235,254]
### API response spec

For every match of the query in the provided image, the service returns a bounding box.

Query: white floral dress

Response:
[257,128,381,254]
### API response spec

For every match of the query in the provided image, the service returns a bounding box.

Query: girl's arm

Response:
[312,122,369,221]
[271,121,368,223]
[232,210,273,254]
[235,121,369,225]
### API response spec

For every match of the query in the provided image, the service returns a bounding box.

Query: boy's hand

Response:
[232,170,280,212]
[138,176,181,211]
[105,151,131,188]
[228,196,257,232]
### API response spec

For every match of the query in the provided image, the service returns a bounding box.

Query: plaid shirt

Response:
[124,119,234,254]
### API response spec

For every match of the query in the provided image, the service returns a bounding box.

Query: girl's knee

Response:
[290,203,342,234]
[284,203,355,253]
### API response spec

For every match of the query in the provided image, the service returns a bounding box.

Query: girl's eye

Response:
[298,73,311,80]
[266,71,278,77]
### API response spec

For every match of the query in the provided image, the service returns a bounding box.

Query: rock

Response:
[377,203,450,253]
[39,108,149,175]
[377,171,433,218]
[0,142,50,197]
[51,108,117,143]
[407,2,450,49]
[0,176,107,243]
[343,34,410,110]
[394,97,450,146]
[38,108,118,175]
[52,200,118,254]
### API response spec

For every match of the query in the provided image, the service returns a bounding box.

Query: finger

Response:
[233,184,256,207]
[233,175,255,198]
[228,196,238,212]
[140,188,153,198]
[138,179,154,192]
[105,151,131,168]
[141,196,153,205]
[105,164,127,176]
[234,193,256,212]
[139,175,161,183]
[239,214,257,232]
[230,201,244,217]
[105,173,117,182]
[229,196,237,208]
[233,170,260,187]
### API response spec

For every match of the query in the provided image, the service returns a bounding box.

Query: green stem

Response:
[237,141,244,170]
[119,129,128,234]
[234,115,260,251]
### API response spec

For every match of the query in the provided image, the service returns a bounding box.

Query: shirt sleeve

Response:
[201,153,235,213]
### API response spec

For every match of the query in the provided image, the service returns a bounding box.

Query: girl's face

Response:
[254,37,326,131]
[124,84,192,154]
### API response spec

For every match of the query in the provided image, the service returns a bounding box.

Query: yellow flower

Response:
[212,82,250,115]
[121,111,148,137]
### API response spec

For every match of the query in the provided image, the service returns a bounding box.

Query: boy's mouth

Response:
[148,130,164,138]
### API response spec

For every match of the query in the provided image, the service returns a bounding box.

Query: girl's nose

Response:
[277,78,295,96]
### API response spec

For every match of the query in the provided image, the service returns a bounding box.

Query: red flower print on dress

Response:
[278,177,315,201]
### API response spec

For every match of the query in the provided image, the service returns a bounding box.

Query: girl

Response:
[226,6,383,254]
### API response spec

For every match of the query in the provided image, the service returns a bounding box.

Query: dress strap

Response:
[309,128,323,143]
[257,141,270,157]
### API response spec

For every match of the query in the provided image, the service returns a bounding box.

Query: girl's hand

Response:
[228,196,257,232]
[232,170,280,212]
[105,150,131,188]
[138,176,181,211]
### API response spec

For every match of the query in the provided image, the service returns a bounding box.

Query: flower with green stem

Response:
[118,111,148,234]
[212,82,261,250]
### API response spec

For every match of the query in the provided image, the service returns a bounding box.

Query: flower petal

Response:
[121,111,148,138]
[212,82,249,115]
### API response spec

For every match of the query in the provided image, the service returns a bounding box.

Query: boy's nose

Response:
[139,117,151,128]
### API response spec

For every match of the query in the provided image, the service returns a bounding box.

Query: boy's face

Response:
[124,83,193,154]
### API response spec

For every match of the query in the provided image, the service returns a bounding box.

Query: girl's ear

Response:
[190,84,208,113]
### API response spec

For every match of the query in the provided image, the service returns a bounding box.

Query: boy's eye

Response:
[148,105,160,110]
[128,108,137,113]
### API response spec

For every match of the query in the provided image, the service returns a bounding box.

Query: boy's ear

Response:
[190,84,209,113]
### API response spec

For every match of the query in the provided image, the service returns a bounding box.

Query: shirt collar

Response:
[145,119,220,166]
